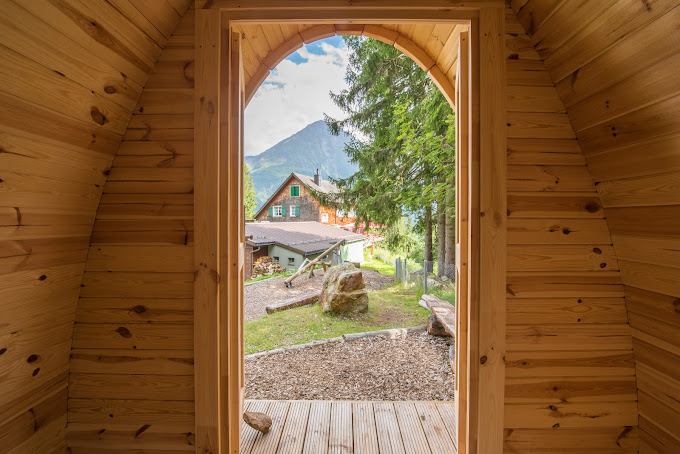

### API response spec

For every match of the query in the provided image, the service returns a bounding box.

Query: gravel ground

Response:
[245,331,455,401]
[244,268,394,321]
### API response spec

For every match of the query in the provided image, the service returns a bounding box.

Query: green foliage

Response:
[321,36,456,231]
[244,281,430,354]
[244,164,257,219]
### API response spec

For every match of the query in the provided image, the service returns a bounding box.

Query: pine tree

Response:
[244,165,257,219]
[322,36,455,258]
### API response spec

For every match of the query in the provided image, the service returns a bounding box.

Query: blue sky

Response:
[244,36,351,156]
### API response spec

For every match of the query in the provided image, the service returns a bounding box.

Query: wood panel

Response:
[63,6,195,453]
[501,8,636,452]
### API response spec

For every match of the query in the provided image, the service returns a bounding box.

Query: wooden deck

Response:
[241,400,457,454]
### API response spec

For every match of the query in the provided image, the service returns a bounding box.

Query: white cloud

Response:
[244,42,351,156]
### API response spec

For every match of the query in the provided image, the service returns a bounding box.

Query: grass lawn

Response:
[244,282,433,354]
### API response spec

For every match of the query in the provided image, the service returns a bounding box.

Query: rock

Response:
[427,314,451,337]
[320,262,369,314]
[243,411,272,433]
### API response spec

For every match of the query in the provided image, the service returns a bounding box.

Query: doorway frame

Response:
[194,3,506,453]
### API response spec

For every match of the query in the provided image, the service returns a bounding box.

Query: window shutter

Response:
[296,205,300,217]
[290,186,294,196]
[282,206,287,216]
[268,206,273,216]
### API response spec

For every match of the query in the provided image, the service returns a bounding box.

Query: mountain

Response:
[245,120,358,208]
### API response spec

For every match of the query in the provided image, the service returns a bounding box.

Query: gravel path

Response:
[244,268,394,321]
[245,331,455,401]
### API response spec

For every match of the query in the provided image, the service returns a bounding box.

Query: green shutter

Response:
[290,185,299,197]
[295,205,300,217]
[268,206,273,216]
[282,206,287,216]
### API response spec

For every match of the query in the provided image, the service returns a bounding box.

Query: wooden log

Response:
[283,239,344,286]
[265,292,321,314]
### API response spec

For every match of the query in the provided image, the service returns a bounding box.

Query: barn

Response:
[1,1,678,453]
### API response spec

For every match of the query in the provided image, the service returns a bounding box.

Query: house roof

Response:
[254,172,340,218]
[246,221,364,255]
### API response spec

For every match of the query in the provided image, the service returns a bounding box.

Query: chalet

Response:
[254,170,356,225]
[244,221,364,279]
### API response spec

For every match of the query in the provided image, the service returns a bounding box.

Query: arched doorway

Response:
[194,4,506,453]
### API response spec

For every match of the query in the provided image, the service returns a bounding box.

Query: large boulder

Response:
[320,262,369,314]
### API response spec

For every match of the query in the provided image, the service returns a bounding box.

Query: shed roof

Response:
[246,221,364,255]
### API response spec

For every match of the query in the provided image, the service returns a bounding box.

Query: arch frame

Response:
[194,4,506,454]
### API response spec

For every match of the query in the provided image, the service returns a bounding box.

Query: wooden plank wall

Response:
[66,7,197,454]
[511,0,680,452]
[0,1,190,453]
[502,8,639,453]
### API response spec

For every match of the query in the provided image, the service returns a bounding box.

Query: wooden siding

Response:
[512,0,680,451]
[502,8,638,453]
[0,0,191,452]
[66,7,196,453]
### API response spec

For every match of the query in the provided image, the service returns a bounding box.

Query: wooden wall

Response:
[0,1,190,452]
[66,8,197,454]
[512,0,680,452]
[502,8,638,453]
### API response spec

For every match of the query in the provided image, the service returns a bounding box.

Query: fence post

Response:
[396,258,402,282]
[423,260,428,294]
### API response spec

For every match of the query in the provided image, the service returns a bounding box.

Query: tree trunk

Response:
[424,203,433,272]
[444,182,456,279]
[437,201,446,277]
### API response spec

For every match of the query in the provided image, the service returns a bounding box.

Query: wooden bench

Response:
[421,294,456,338]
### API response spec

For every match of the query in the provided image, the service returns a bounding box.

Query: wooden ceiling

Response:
[234,22,465,104]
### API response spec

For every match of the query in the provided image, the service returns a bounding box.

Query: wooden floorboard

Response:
[243,400,457,454]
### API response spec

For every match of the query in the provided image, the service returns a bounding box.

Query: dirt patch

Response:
[244,268,394,321]
[245,331,454,401]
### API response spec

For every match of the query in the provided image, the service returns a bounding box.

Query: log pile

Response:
[252,256,286,277]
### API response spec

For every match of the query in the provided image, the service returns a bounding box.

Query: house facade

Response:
[254,171,356,225]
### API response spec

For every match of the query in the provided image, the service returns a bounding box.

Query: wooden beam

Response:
[474,7,506,454]
[193,8,221,454]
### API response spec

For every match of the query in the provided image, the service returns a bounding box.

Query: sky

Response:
[244,36,351,156]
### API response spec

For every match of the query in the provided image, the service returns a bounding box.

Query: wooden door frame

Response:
[194,3,506,453]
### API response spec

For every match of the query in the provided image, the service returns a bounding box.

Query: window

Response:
[288,257,295,266]
[290,205,300,217]
[321,212,329,223]
[336,208,345,218]
[271,206,284,217]
[272,256,279,264]
[290,185,300,197]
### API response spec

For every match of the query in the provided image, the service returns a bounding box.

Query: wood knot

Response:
[104,85,117,94]
[548,405,557,411]
[90,106,109,125]
[584,201,600,213]
[116,327,132,338]
[508,53,519,60]
[32,368,40,376]
[27,354,39,363]
[562,228,571,235]
[673,299,680,314]
[38,275,47,281]
[552,423,560,429]
[0,348,6,355]
[480,355,487,365]
[600,262,607,268]
[592,247,602,254]
[132,305,147,314]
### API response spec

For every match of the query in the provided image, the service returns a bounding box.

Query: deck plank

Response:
[414,402,456,454]
[394,402,431,453]
[243,400,457,454]
[242,400,272,454]
[302,401,332,454]
[329,401,353,454]
[277,401,311,454]
[434,402,457,448]
[373,402,406,454]
[251,400,291,454]
[353,402,380,454]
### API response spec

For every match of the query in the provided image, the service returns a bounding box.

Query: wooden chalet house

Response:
[254,170,357,226]
[1,1,679,454]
